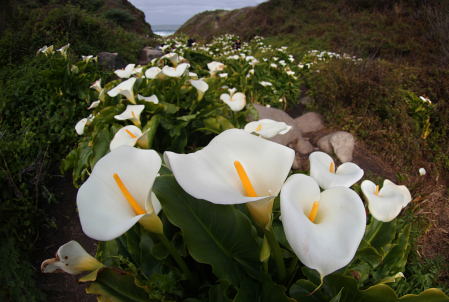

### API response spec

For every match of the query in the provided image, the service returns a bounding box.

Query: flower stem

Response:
[262,226,286,283]
[156,233,199,287]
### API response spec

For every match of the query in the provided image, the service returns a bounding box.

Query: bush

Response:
[103,8,137,28]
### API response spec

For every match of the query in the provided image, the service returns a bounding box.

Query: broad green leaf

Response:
[382,224,411,275]
[127,224,142,267]
[203,116,234,133]
[364,218,396,255]
[209,280,233,302]
[152,175,262,285]
[96,239,119,267]
[323,273,449,302]
[89,128,111,169]
[151,242,170,260]
[142,114,160,149]
[272,220,293,252]
[60,150,75,174]
[302,267,321,287]
[85,268,151,301]
[73,139,92,188]
[329,289,342,302]
[140,230,162,278]
[260,272,291,302]
[289,279,327,302]
[234,277,260,302]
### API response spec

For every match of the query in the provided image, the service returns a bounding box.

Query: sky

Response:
[128,0,267,26]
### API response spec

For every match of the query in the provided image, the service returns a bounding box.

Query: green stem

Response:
[231,111,239,128]
[286,256,298,281]
[262,226,286,283]
[263,260,269,274]
[156,233,199,287]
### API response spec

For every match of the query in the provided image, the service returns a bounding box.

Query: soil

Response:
[33,111,449,301]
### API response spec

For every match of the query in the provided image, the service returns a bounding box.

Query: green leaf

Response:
[60,150,75,174]
[140,230,162,278]
[151,242,170,260]
[89,128,111,169]
[260,272,290,302]
[329,289,342,302]
[152,175,262,285]
[302,267,321,287]
[364,218,397,255]
[203,116,235,133]
[85,268,151,301]
[323,273,449,302]
[234,277,260,302]
[96,240,119,267]
[72,139,93,188]
[209,280,233,302]
[142,114,160,149]
[126,224,142,267]
[289,279,327,302]
[381,224,411,275]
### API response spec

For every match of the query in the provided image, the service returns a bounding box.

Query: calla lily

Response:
[227,55,239,60]
[162,53,179,67]
[77,146,163,241]
[281,174,366,280]
[41,241,104,275]
[82,55,93,63]
[228,88,237,96]
[145,67,164,80]
[309,151,364,190]
[107,77,137,104]
[419,168,426,176]
[137,94,159,104]
[57,43,70,58]
[110,125,150,150]
[220,92,246,112]
[244,119,292,139]
[132,66,144,78]
[114,104,144,127]
[75,115,94,135]
[190,80,209,101]
[114,64,135,78]
[259,81,273,87]
[162,63,190,77]
[189,72,198,79]
[207,61,225,76]
[164,129,295,228]
[90,79,102,93]
[219,73,228,78]
[36,45,48,56]
[361,179,411,222]
[270,63,278,68]
[88,100,101,109]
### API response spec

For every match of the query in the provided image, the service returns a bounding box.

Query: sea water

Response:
[152,24,181,37]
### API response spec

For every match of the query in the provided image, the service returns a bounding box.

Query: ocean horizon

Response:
[152,24,182,37]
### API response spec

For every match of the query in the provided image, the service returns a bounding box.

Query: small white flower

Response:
[419,168,426,176]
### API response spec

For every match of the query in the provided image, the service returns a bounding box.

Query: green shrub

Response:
[103,8,137,28]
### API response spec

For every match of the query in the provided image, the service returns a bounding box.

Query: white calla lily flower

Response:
[82,55,93,63]
[90,79,102,93]
[189,72,198,79]
[164,129,295,228]
[227,55,239,60]
[419,168,426,176]
[114,104,145,127]
[190,80,209,101]
[88,100,101,109]
[220,92,246,112]
[219,73,228,78]
[77,146,163,241]
[107,77,137,104]
[57,43,70,58]
[36,45,48,56]
[110,125,150,150]
[244,119,292,138]
[162,53,179,67]
[228,88,237,96]
[361,179,411,222]
[281,174,366,280]
[207,61,225,76]
[75,116,94,135]
[259,81,273,87]
[145,67,164,80]
[114,64,135,79]
[270,63,278,68]
[309,151,364,189]
[132,66,144,78]
[162,63,190,77]
[41,241,104,275]
[137,94,159,104]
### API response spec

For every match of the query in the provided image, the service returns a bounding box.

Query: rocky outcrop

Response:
[294,112,325,133]
[137,47,164,65]
[96,52,126,71]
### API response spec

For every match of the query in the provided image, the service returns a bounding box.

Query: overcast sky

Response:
[128,0,267,26]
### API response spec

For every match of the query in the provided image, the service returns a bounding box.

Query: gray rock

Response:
[295,112,325,133]
[296,139,314,154]
[317,133,333,154]
[329,131,354,163]
[299,96,313,105]
[137,47,164,65]
[249,103,302,146]
[96,52,126,71]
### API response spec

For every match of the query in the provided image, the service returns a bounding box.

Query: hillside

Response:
[0,0,156,64]
[176,0,449,67]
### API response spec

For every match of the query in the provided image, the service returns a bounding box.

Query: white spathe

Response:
[145,67,163,80]
[309,151,364,189]
[419,168,426,176]
[281,174,366,279]
[114,104,145,127]
[75,116,94,135]
[164,129,295,227]
[41,241,104,275]
[244,119,292,139]
[361,179,411,222]
[207,61,225,76]
[77,146,162,241]
[162,63,190,77]
[220,92,246,112]
[88,100,101,109]
[90,79,102,93]
[190,80,209,101]
[114,64,135,79]
[109,125,150,150]
[162,53,179,67]
[137,94,159,104]
[107,77,137,104]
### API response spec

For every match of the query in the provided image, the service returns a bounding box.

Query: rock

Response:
[329,131,354,163]
[96,52,126,71]
[299,96,313,105]
[294,112,325,133]
[249,103,302,146]
[296,139,314,154]
[292,155,300,170]
[317,133,333,154]
[137,47,164,65]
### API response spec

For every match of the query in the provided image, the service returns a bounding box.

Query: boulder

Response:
[299,96,313,105]
[249,103,302,146]
[296,139,314,154]
[137,47,164,65]
[317,133,333,154]
[329,131,355,163]
[96,52,126,71]
[294,112,325,133]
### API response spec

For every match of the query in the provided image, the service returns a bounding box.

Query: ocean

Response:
[152,24,181,37]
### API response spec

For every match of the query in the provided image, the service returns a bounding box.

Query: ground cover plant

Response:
[33,35,449,301]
